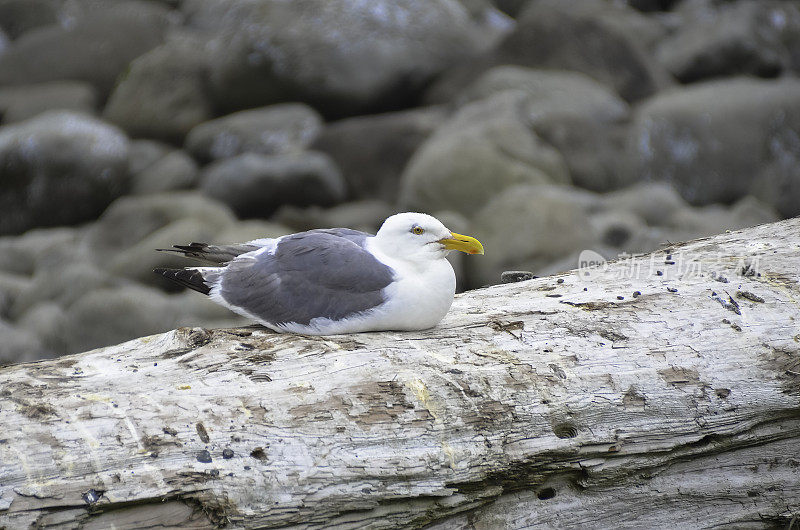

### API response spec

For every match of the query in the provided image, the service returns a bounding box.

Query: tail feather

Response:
[156,242,258,265]
[153,268,212,295]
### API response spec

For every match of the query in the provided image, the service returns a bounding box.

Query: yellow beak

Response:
[439,232,484,255]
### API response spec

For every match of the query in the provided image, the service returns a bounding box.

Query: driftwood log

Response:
[1,218,799,529]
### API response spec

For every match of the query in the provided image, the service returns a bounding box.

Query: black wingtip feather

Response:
[153,268,211,295]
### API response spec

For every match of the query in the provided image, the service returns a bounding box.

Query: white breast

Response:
[360,238,457,331]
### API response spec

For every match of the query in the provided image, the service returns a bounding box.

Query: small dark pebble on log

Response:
[223,448,234,459]
[557,278,564,284]
[196,422,210,443]
[617,296,624,300]
[632,291,641,298]
[197,450,212,463]
[82,489,103,504]
[665,261,675,265]
[501,270,537,283]
[737,291,764,303]
[667,287,678,293]
[656,270,663,276]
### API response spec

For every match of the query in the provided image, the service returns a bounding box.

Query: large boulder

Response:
[664,196,779,238]
[0,271,32,320]
[200,152,346,218]
[467,184,599,287]
[627,77,800,212]
[84,192,237,258]
[185,103,323,163]
[63,285,211,354]
[0,227,81,276]
[273,200,396,234]
[0,111,130,235]
[203,0,487,116]
[312,107,446,202]
[16,302,69,357]
[460,66,629,123]
[399,91,570,217]
[0,1,171,97]
[0,0,58,40]
[129,148,199,195]
[495,0,670,101]
[0,319,46,364]
[657,1,800,82]
[103,37,214,143]
[459,66,633,191]
[11,262,116,319]
[0,81,97,124]
[600,181,688,227]
[107,218,226,286]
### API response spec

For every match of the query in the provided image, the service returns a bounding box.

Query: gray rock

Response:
[109,217,227,286]
[588,210,648,249]
[64,285,190,354]
[0,81,96,124]
[213,220,292,245]
[601,182,688,227]
[749,157,800,219]
[11,262,115,319]
[460,66,630,123]
[626,0,680,12]
[185,103,323,162]
[627,77,800,207]
[127,139,173,176]
[64,284,246,354]
[273,200,396,234]
[200,152,346,218]
[131,150,199,195]
[0,319,47,364]
[399,91,570,218]
[665,196,779,237]
[206,0,485,115]
[311,107,446,202]
[0,1,171,96]
[657,1,800,82]
[85,192,237,257]
[468,184,599,287]
[495,0,670,101]
[0,227,81,275]
[103,36,214,143]
[0,0,58,40]
[16,302,69,355]
[536,117,636,192]
[0,271,32,319]
[0,111,130,235]
[459,66,634,192]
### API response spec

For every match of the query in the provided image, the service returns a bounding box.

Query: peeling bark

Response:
[1,218,799,529]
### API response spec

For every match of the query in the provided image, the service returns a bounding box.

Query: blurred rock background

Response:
[0,0,797,363]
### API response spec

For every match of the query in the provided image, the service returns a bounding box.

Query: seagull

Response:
[154,212,484,334]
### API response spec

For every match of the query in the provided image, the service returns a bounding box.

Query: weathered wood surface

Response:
[1,218,799,529]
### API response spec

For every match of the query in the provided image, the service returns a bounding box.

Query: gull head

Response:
[374,212,484,262]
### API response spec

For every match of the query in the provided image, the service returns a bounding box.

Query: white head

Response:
[373,212,484,262]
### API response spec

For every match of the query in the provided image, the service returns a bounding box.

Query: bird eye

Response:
[411,226,424,235]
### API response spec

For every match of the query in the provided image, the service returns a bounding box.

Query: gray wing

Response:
[212,229,395,326]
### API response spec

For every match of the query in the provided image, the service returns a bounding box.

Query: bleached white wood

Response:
[1,218,798,529]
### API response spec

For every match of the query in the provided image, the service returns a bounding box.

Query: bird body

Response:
[155,213,483,335]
